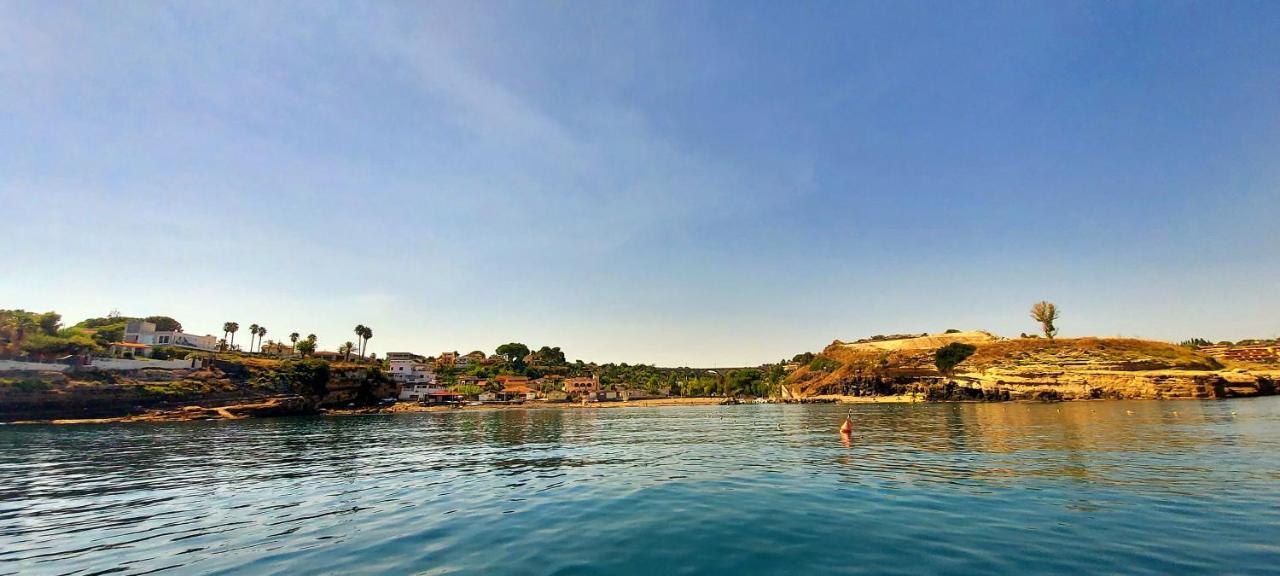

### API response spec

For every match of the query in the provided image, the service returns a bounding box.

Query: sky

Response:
[2,1,1278,366]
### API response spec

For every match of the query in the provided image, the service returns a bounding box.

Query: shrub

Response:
[808,357,842,372]
[935,343,977,376]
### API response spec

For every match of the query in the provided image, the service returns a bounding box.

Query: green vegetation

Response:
[296,335,317,356]
[267,359,331,398]
[144,316,182,332]
[934,342,977,377]
[1,310,100,358]
[0,376,53,392]
[353,325,373,358]
[1180,338,1212,348]
[808,357,842,372]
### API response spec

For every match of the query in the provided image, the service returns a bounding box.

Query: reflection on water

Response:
[2,399,1279,575]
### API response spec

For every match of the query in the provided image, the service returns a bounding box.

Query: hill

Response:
[786,333,1274,401]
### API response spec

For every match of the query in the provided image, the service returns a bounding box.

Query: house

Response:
[501,384,538,401]
[423,389,464,404]
[621,388,662,401]
[387,353,435,384]
[312,350,347,362]
[564,375,600,396]
[398,382,439,401]
[495,374,532,387]
[436,351,458,367]
[108,341,151,358]
[258,341,295,357]
[120,320,218,356]
[586,390,619,402]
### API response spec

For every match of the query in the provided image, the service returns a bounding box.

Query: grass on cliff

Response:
[964,338,1222,371]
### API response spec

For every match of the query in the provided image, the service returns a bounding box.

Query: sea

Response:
[3,399,1279,575]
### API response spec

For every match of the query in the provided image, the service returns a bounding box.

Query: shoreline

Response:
[13,392,1257,425]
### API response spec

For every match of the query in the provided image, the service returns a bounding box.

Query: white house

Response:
[122,320,217,354]
[387,352,445,401]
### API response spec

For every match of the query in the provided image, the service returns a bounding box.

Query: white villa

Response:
[116,320,217,356]
[387,352,446,401]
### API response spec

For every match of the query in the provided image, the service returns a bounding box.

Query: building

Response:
[564,376,600,396]
[501,384,538,401]
[119,320,217,356]
[620,388,662,401]
[258,341,295,356]
[386,352,441,400]
[436,351,458,367]
[495,374,532,387]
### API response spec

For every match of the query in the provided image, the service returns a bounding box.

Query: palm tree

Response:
[227,322,240,350]
[360,326,373,361]
[222,322,234,348]
[341,341,355,362]
[248,324,259,353]
[354,325,366,358]
[258,327,267,353]
[289,332,300,354]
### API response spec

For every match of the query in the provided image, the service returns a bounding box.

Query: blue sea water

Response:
[2,399,1279,575]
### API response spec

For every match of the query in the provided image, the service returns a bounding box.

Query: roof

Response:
[502,385,536,394]
[427,390,462,396]
[111,341,150,349]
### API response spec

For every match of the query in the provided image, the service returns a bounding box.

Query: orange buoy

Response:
[840,416,853,434]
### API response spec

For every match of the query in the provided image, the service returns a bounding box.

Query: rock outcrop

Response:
[786,335,1278,401]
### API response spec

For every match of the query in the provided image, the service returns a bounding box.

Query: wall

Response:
[0,360,71,372]
[90,358,201,370]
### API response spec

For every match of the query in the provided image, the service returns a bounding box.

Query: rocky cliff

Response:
[0,357,395,422]
[786,335,1277,401]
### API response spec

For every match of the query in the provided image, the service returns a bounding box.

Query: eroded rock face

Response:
[788,336,1277,401]
[953,368,1276,401]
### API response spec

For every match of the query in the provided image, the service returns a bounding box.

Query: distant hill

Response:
[784,333,1273,401]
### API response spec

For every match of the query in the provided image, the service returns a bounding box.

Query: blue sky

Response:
[2,1,1277,365]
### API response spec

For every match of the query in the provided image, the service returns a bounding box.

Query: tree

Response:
[223,322,235,349]
[144,316,183,332]
[340,341,355,362]
[1030,301,1060,340]
[530,346,567,366]
[249,324,260,353]
[360,326,372,359]
[290,332,300,353]
[496,342,531,365]
[258,327,267,352]
[296,337,317,357]
[354,325,366,358]
[38,312,62,336]
[935,343,977,378]
[228,322,240,349]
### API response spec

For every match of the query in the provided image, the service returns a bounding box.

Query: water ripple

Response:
[2,400,1279,574]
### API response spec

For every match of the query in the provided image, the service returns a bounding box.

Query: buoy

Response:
[840,416,853,434]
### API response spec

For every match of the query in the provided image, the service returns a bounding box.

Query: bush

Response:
[808,357,842,372]
[273,359,331,398]
[935,343,977,376]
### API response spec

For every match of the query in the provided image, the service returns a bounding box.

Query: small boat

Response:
[840,416,853,435]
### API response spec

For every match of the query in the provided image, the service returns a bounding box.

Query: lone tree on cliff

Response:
[1030,301,1060,340]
